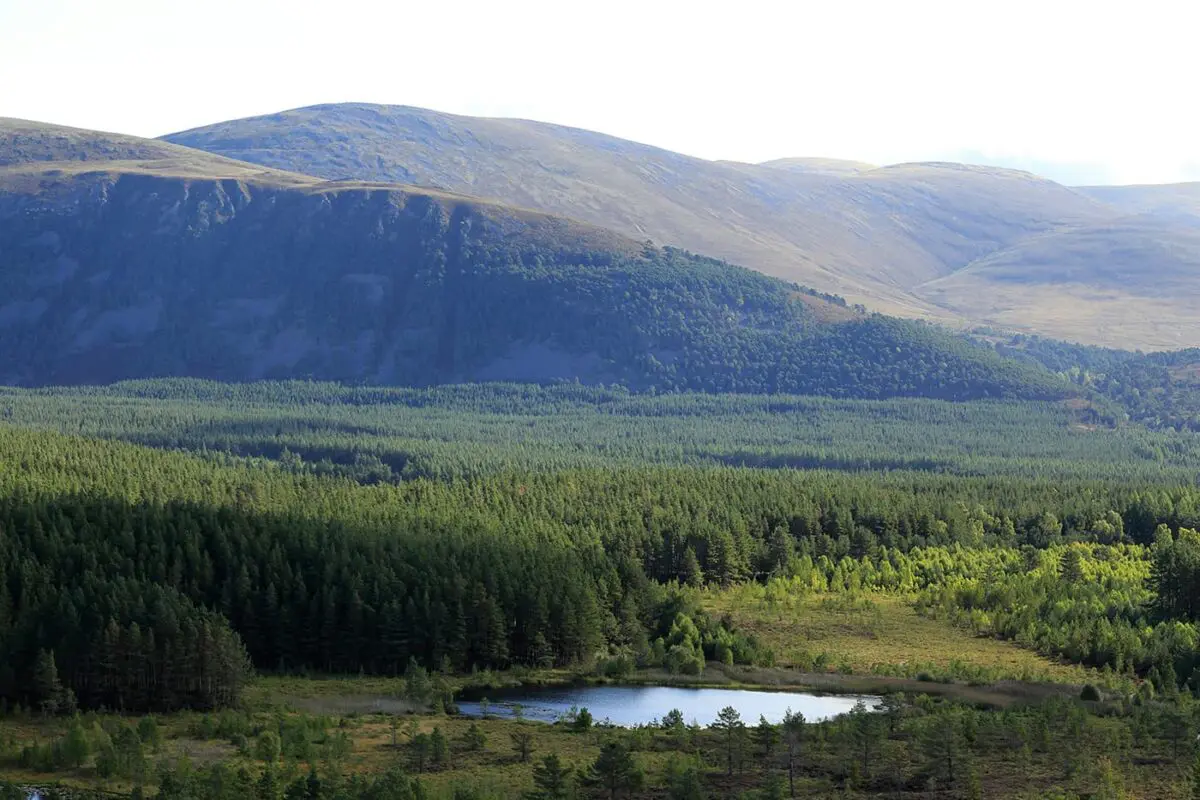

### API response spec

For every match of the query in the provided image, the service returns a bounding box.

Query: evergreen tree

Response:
[589,741,643,800]
[61,717,91,768]
[664,754,706,800]
[462,722,487,751]
[528,753,574,800]
[782,709,806,798]
[31,649,64,715]
[511,729,534,763]
[430,727,449,769]
[754,715,779,758]
[710,706,746,776]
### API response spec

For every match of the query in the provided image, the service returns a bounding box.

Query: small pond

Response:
[458,684,880,727]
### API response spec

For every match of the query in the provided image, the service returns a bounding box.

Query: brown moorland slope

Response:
[163,103,1200,348]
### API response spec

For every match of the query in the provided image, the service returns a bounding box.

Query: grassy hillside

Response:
[0,117,315,189]
[919,216,1200,349]
[0,121,1073,401]
[161,103,1200,348]
[161,105,1120,321]
[1078,181,1200,218]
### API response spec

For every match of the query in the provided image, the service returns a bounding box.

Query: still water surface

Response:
[458,684,879,727]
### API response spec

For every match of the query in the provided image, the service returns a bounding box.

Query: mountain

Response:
[161,103,1200,349]
[161,105,1113,315]
[1077,182,1200,220]
[0,118,1070,401]
[918,216,1200,348]
[0,117,314,187]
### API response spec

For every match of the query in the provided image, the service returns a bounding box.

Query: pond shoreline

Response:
[259,661,1078,717]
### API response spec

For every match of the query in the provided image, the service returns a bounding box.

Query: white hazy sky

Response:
[2,0,1198,185]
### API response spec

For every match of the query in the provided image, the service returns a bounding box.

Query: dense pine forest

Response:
[4,379,1200,797]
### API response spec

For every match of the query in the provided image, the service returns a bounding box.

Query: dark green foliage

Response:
[4,380,1197,484]
[462,723,487,752]
[0,171,1072,403]
[709,706,746,776]
[430,727,449,769]
[753,715,779,758]
[589,741,644,799]
[1153,528,1200,621]
[998,334,1200,431]
[781,709,806,799]
[663,754,706,800]
[6,410,1200,712]
[528,752,574,800]
[510,729,534,763]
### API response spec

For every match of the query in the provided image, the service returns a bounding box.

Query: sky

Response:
[2,0,1197,186]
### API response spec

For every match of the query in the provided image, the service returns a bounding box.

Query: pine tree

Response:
[61,717,91,768]
[31,649,64,715]
[462,722,487,751]
[680,547,703,587]
[664,754,706,800]
[430,726,449,768]
[511,729,534,763]
[782,709,806,798]
[528,753,574,800]
[754,715,779,758]
[589,741,643,800]
[710,706,746,776]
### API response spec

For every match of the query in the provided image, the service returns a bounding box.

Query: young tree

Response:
[923,712,963,789]
[137,716,162,752]
[61,717,91,768]
[528,752,575,800]
[430,726,449,768]
[874,693,905,736]
[782,709,806,798]
[462,722,487,751]
[404,658,432,706]
[32,649,65,715]
[709,706,746,776]
[680,547,704,587]
[589,741,644,799]
[255,730,281,764]
[511,729,535,763]
[256,764,283,800]
[664,754,706,800]
[848,699,881,777]
[410,732,432,773]
[758,774,787,800]
[753,715,779,758]
[661,708,686,733]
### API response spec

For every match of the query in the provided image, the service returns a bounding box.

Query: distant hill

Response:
[1077,182,1200,220]
[918,216,1200,348]
[0,118,1070,401]
[162,103,1200,349]
[756,157,877,176]
[0,117,314,187]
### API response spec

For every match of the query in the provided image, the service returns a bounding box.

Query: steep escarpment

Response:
[0,165,1069,400]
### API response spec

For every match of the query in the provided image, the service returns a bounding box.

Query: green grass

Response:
[702,586,1097,687]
